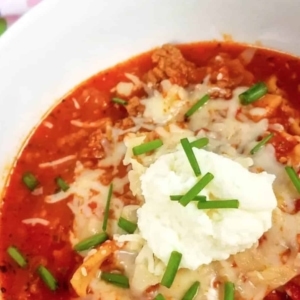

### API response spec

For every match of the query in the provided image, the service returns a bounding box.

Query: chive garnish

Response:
[182,281,201,300]
[55,176,69,192]
[101,272,130,288]
[190,137,209,149]
[170,195,206,202]
[224,282,235,300]
[22,172,39,191]
[102,183,113,231]
[132,139,163,156]
[181,138,201,176]
[239,82,268,105]
[74,232,108,252]
[179,173,214,207]
[250,133,274,155]
[185,94,210,118]
[118,217,137,234]
[285,166,300,193]
[112,97,128,105]
[37,265,58,291]
[154,294,166,300]
[161,251,182,288]
[197,200,239,209]
[7,246,27,268]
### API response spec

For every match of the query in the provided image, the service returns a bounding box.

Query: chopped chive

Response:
[37,265,58,291]
[118,217,137,234]
[112,97,128,105]
[190,137,209,149]
[132,139,163,156]
[224,282,235,300]
[102,183,113,231]
[55,176,69,192]
[181,138,201,176]
[285,166,300,193]
[170,195,206,202]
[161,251,182,288]
[182,281,201,300]
[197,200,239,209]
[179,173,214,207]
[7,246,27,268]
[22,172,39,191]
[250,133,274,155]
[74,232,108,252]
[185,94,209,118]
[101,272,129,288]
[154,294,166,300]
[239,82,268,105]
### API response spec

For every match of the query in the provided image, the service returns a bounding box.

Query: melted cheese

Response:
[67,76,300,299]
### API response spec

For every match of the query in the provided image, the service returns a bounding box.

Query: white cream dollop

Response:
[137,148,277,270]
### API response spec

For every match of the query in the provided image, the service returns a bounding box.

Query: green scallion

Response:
[239,82,268,105]
[55,176,69,192]
[190,138,209,149]
[170,195,206,202]
[118,217,137,234]
[185,94,210,118]
[101,272,129,288]
[161,251,182,288]
[102,183,113,231]
[285,166,300,193]
[181,138,201,176]
[132,139,163,156]
[74,232,108,252]
[182,281,201,300]
[250,133,274,155]
[179,173,214,207]
[22,172,39,191]
[7,246,27,268]
[37,265,58,291]
[112,97,128,105]
[224,282,235,300]
[197,200,239,210]
[155,294,166,300]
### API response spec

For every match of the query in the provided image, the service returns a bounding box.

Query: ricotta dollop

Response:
[137,148,277,270]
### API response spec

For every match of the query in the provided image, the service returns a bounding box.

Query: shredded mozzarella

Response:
[22,218,49,226]
[72,97,81,109]
[39,155,76,168]
[43,121,53,128]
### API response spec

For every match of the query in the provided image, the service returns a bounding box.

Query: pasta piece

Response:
[287,144,300,167]
[253,94,283,117]
[266,75,285,96]
[70,240,117,297]
[289,119,300,136]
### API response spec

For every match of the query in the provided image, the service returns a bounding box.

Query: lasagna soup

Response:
[1,42,300,300]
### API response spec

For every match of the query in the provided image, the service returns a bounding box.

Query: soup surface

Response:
[1,42,300,300]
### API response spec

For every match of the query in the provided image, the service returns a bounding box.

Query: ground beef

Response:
[115,117,135,130]
[145,44,206,86]
[125,96,145,116]
[80,128,106,159]
[79,118,113,159]
[209,54,254,89]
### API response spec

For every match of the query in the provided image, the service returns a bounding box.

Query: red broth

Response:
[1,42,300,299]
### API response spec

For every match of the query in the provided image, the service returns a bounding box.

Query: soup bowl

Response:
[1,0,300,299]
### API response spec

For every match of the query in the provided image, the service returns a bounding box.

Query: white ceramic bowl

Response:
[0,0,300,193]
